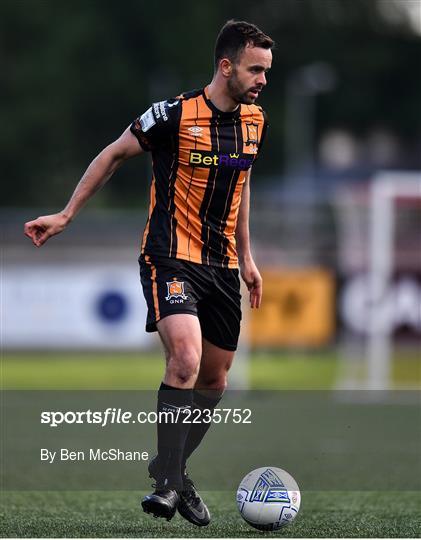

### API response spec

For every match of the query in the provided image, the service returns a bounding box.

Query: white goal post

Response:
[367,171,421,389]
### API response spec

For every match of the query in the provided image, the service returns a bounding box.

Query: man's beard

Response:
[227,69,258,105]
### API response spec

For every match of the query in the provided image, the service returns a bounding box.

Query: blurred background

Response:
[2,0,420,391]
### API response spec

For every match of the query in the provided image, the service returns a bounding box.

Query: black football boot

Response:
[177,475,210,527]
[141,488,179,521]
[148,456,210,526]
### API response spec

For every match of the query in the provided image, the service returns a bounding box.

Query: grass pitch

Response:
[2,490,420,538]
[3,350,420,390]
[2,351,420,537]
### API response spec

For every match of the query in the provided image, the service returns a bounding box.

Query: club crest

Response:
[165,280,188,301]
[245,122,259,146]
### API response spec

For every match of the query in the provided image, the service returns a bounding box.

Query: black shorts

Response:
[139,255,242,351]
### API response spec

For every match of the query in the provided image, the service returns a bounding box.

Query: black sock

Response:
[181,390,223,474]
[156,382,193,490]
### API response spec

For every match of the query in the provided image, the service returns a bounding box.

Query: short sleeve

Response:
[130,98,181,152]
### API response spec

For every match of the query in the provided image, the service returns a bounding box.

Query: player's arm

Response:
[235,170,263,309]
[24,127,143,247]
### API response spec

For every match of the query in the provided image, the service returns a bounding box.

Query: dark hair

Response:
[214,20,274,70]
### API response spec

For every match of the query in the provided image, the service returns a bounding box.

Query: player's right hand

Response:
[24,212,70,247]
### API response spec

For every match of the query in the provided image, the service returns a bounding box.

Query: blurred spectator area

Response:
[3,180,420,271]
[2,210,146,264]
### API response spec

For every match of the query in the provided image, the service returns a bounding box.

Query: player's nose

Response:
[257,72,267,87]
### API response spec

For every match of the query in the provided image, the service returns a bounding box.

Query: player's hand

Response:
[239,257,263,309]
[24,212,70,247]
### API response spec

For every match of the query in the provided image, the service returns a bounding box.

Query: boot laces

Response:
[182,477,201,505]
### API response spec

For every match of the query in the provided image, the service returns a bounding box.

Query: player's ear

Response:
[220,58,233,78]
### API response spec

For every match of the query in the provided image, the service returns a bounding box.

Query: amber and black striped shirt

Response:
[130,86,268,268]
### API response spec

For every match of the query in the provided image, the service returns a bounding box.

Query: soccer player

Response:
[24,19,273,526]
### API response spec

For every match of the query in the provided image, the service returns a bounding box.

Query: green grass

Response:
[1,352,165,390]
[1,490,420,538]
[2,351,420,390]
[2,352,420,537]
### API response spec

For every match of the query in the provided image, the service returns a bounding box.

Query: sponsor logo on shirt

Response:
[189,150,254,170]
[153,101,169,122]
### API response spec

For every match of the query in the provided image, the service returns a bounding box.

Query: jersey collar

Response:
[202,86,241,119]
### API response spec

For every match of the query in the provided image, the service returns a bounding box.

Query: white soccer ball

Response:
[236,467,301,531]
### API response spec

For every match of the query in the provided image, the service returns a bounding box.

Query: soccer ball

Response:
[236,467,301,531]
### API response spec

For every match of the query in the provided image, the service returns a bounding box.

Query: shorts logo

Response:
[165,280,188,302]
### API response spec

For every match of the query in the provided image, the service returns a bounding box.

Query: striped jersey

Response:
[130,86,268,268]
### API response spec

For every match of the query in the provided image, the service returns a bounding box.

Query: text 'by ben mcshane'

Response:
[40,448,149,463]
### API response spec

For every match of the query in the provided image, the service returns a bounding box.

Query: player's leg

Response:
[175,340,235,526]
[176,267,241,526]
[181,266,241,467]
[155,314,202,488]
[142,313,202,520]
[159,313,202,388]
[183,338,235,463]
[139,256,203,520]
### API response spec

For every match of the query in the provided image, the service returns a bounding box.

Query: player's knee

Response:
[167,346,201,384]
[197,372,228,391]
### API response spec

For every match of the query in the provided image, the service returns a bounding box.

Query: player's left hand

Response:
[239,258,262,309]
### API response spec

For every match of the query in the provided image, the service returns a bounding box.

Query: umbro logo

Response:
[188,126,203,137]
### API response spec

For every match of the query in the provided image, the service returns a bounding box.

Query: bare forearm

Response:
[235,175,252,262]
[235,172,262,308]
[61,146,124,222]
[236,223,252,263]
